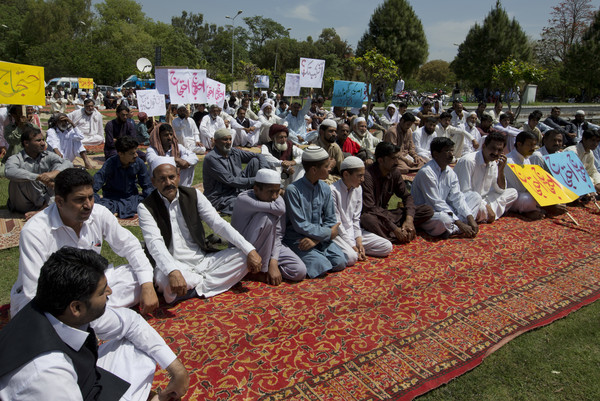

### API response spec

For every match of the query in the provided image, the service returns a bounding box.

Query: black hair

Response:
[34,247,108,316]
[54,168,94,199]
[20,125,43,145]
[302,158,330,171]
[116,104,130,114]
[430,137,455,153]
[398,102,408,109]
[480,113,493,123]
[542,129,562,143]
[582,130,600,140]
[515,131,538,145]
[115,136,139,153]
[83,99,95,106]
[483,131,507,147]
[375,141,401,161]
[401,112,416,123]
[439,111,452,120]
[528,111,540,121]
[159,123,174,134]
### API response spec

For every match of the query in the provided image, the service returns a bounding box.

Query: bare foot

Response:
[523,210,545,220]
[485,204,496,224]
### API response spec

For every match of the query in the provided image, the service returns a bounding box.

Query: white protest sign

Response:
[136,89,166,117]
[299,58,325,88]
[205,78,226,108]
[155,68,170,95]
[283,73,300,97]
[167,69,207,104]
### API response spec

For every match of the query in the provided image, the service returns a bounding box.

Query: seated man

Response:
[172,105,206,154]
[257,103,287,145]
[477,113,498,138]
[361,142,434,244]
[412,137,481,238]
[2,105,35,163]
[412,116,438,162]
[284,99,312,145]
[572,110,600,143]
[67,99,105,146]
[505,131,562,220]
[454,132,518,223]
[138,158,262,303]
[349,117,381,154]
[530,129,563,171]
[232,106,260,147]
[10,168,159,317]
[146,123,198,187]
[46,113,93,169]
[0,247,189,401]
[283,145,347,278]
[565,129,600,194]
[93,136,153,218]
[5,125,71,215]
[331,156,393,265]
[383,112,425,172]
[315,119,344,182]
[336,122,361,157]
[380,104,399,130]
[199,104,226,149]
[203,128,271,215]
[435,111,477,159]
[136,111,150,145]
[461,111,482,156]
[494,113,521,153]
[450,100,466,127]
[261,124,304,187]
[231,168,306,285]
[544,106,577,146]
[521,111,543,145]
[104,104,144,161]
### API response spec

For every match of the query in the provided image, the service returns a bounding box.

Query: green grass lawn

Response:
[1,161,600,400]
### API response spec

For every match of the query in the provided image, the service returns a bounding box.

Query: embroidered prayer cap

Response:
[353,117,366,125]
[320,119,337,129]
[302,145,329,162]
[576,110,586,116]
[255,168,281,185]
[269,124,288,138]
[214,128,232,140]
[137,112,148,121]
[340,156,365,171]
[149,156,176,174]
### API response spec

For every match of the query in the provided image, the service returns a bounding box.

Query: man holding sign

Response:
[565,129,600,195]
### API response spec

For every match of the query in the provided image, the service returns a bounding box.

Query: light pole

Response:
[225,10,243,79]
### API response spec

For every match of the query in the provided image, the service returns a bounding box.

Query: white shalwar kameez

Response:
[146,145,198,187]
[412,126,437,162]
[505,148,539,213]
[172,116,205,154]
[435,123,475,159]
[454,149,518,222]
[67,108,104,145]
[46,126,86,162]
[199,114,226,149]
[412,160,481,236]
[330,180,392,265]
[138,188,256,303]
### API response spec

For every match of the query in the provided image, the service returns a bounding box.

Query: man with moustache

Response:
[530,130,564,171]
[315,119,344,181]
[172,105,205,154]
[383,112,424,172]
[203,128,271,215]
[199,104,226,149]
[412,137,481,238]
[138,158,262,303]
[454,132,518,224]
[260,124,304,187]
[231,107,260,147]
[67,99,105,146]
[412,116,438,162]
[336,122,361,157]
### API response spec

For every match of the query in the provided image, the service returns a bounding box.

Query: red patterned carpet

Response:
[2,206,600,400]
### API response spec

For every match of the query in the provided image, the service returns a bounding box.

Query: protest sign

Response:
[0,61,45,106]
[508,164,579,206]
[331,80,366,108]
[543,151,595,196]
[299,58,325,88]
[78,78,94,89]
[283,73,300,97]
[136,89,166,117]
[254,75,269,88]
[155,68,169,95]
[205,78,226,108]
[167,69,207,104]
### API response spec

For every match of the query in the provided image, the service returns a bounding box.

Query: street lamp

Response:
[225,10,243,78]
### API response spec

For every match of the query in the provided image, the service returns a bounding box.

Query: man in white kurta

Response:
[565,130,600,193]
[172,105,206,154]
[199,105,226,149]
[494,113,521,154]
[284,99,312,145]
[454,132,518,223]
[46,117,91,169]
[412,117,438,162]
[67,99,104,146]
[435,111,476,159]
[412,137,480,238]
[350,117,381,154]
[138,159,262,303]
[258,103,287,145]
[10,168,159,318]
[330,157,392,266]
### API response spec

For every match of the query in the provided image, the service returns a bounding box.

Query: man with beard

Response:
[412,137,481,238]
[435,111,477,159]
[199,104,226,150]
[336,122,361,157]
[315,119,344,182]
[257,103,287,145]
[530,130,564,171]
[383,112,424,172]
[104,104,144,161]
[46,113,93,169]
[203,128,271,215]
[172,105,205,154]
[572,110,599,143]
[261,124,304,187]
[232,107,260,147]
[349,117,380,154]
[284,99,312,145]
[459,111,482,156]
[412,116,438,162]
[454,132,518,224]
[360,142,434,244]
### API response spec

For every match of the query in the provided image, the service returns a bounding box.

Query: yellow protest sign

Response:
[508,163,579,206]
[78,77,94,89]
[0,61,45,106]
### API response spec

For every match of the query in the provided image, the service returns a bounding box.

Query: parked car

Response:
[96,85,116,95]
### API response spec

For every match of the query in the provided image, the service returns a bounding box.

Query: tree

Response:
[492,57,546,117]
[564,10,600,100]
[536,0,595,65]
[451,1,532,88]
[356,0,427,77]
[243,16,289,55]
[416,60,456,89]
[351,49,398,115]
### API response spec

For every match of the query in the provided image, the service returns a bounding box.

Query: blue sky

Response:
[120,0,600,62]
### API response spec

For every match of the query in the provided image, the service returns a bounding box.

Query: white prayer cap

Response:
[214,128,231,140]
[302,145,329,162]
[340,156,365,171]
[576,110,586,116]
[149,156,176,174]
[467,111,477,118]
[255,168,280,185]
[261,102,272,111]
[353,117,366,126]
[304,114,311,122]
[320,119,337,129]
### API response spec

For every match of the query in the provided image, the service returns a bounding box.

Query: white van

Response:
[46,77,80,92]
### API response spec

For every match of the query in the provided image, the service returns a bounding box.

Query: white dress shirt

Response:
[67,109,104,146]
[330,180,362,247]
[412,126,437,161]
[46,127,86,162]
[454,148,505,198]
[146,145,198,187]
[199,115,226,149]
[172,116,201,149]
